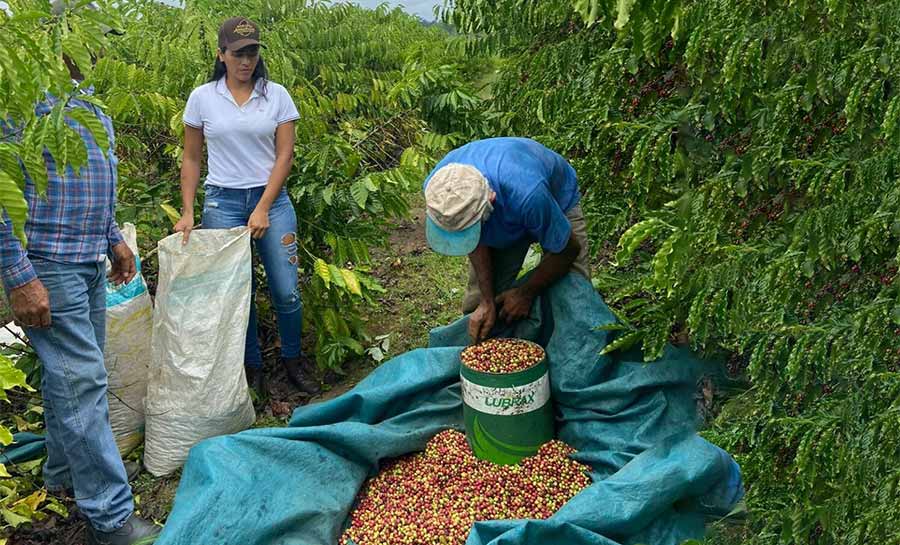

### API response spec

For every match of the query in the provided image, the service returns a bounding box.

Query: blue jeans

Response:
[24,257,133,532]
[201,185,303,368]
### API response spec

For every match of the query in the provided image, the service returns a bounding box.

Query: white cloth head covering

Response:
[424,163,492,232]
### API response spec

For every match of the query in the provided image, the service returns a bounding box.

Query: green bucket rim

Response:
[460,339,547,385]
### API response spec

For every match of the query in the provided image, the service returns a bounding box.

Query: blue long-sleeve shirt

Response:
[0,89,123,292]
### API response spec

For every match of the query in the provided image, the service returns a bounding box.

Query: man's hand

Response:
[174,214,194,245]
[10,279,51,329]
[248,207,270,239]
[468,299,497,344]
[495,287,534,323]
[109,241,136,286]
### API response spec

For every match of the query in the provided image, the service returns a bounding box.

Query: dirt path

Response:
[300,197,467,404]
[8,198,468,545]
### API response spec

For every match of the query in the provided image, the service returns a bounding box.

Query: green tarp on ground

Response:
[0,432,45,466]
[152,273,744,545]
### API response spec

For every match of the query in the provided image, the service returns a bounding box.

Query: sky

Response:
[351,0,444,20]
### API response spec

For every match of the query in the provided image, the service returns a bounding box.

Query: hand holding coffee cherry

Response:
[495,287,534,323]
[468,299,497,344]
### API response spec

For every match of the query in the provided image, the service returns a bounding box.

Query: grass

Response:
[365,248,468,357]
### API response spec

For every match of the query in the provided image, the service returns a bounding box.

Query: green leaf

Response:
[573,0,602,25]
[322,308,350,337]
[0,462,10,478]
[0,172,28,246]
[336,336,365,354]
[0,356,27,392]
[66,106,109,155]
[314,258,331,287]
[43,500,68,517]
[45,105,68,171]
[62,126,88,173]
[358,273,386,293]
[651,231,678,293]
[14,459,41,473]
[340,268,363,296]
[891,305,900,326]
[20,145,49,197]
[1,508,32,528]
[614,0,638,29]
[328,264,346,288]
[343,153,361,178]
[615,218,666,265]
[595,322,628,331]
[159,203,181,226]
[641,324,669,362]
[61,33,92,77]
[600,330,643,355]
[322,185,335,206]
[350,180,369,209]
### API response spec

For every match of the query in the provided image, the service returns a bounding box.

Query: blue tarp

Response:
[0,432,45,466]
[154,274,743,545]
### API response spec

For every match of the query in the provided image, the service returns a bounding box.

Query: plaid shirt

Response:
[0,88,124,291]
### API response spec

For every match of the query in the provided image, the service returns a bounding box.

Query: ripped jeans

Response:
[202,184,303,367]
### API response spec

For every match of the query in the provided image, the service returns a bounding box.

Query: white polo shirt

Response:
[183,78,300,189]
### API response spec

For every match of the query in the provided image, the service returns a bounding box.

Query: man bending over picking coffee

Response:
[423,137,590,343]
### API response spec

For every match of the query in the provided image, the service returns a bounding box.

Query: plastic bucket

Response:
[460,340,554,465]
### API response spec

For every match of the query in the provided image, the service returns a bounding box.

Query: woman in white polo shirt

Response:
[174,17,318,397]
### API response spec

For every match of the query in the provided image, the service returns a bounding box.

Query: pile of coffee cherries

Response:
[341,430,591,545]
[460,338,545,374]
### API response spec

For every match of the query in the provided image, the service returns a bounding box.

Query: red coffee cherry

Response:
[341,430,592,545]
[460,339,546,374]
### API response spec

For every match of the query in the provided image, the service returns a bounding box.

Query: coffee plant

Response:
[95,0,487,368]
[3,0,486,370]
[446,0,900,543]
[1,0,484,535]
[0,353,66,538]
[0,0,121,245]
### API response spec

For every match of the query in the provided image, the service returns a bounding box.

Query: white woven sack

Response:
[104,223,152,455]
[144,227,255,476]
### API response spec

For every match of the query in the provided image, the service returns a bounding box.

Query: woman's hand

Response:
[248,207,271,239]
[174,214,194,244]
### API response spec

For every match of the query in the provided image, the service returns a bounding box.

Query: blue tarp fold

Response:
[155,274,742,545]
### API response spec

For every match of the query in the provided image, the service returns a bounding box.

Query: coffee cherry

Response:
[341,430,592,545]
[460,339,545,374]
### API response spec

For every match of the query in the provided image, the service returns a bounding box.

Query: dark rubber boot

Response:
[86,514,160,545]
[282,355,320,396]
[245,366,267,402]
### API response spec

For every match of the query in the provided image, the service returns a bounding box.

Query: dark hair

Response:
[209,47,269,98]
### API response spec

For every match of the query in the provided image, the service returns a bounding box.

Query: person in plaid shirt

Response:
[0,2,159,544]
